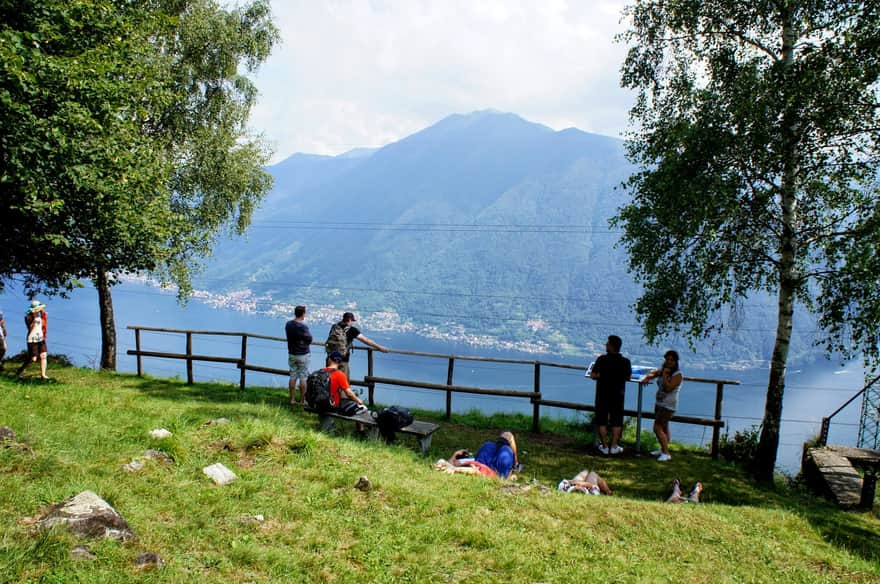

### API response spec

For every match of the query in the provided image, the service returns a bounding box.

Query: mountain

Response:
[201,110,820,367]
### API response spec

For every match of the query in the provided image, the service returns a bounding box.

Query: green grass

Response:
[0,361,878,583]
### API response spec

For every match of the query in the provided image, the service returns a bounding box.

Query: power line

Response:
[249,220,621,234]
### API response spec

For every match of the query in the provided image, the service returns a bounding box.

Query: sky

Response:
[247,0,634,163]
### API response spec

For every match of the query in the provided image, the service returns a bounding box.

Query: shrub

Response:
[718,425,760,465]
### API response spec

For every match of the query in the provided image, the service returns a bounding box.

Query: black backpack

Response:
[305,369,333,412]
[375,406,414,443]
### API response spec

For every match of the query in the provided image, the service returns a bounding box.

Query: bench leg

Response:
[366,426,380,441]
[318,415,335,432]
[860,471,877,510]
[418,435,433,456]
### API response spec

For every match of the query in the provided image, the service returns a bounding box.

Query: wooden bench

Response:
[307,408,440,455]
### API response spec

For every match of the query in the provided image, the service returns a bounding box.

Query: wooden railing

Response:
[127,325,740,457]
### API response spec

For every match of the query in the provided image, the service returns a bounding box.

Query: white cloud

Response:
[248,0,633,162]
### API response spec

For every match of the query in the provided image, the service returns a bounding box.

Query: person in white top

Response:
[643,350,683,461]
[17,300,49,380]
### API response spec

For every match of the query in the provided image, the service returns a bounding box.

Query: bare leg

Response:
[654,420,670,454]
[687,482,703,503]
[17,356,35,377]
[39,352,48,379]
[598,425,609,449]
[611,426,622,448]
[666,479,685,503]
[289,378,297,404]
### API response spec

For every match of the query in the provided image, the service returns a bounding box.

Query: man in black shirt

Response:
[590,335,632,455]
[325,311,389,380]
[285,305,312,405]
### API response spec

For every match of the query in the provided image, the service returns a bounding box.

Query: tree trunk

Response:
[96,268,117,371]
[753,8,798,481]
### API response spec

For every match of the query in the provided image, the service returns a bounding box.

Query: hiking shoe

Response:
[609,445,624,455]
[650,449,662,456]
[657,453,672,462]
[597,445,609,455]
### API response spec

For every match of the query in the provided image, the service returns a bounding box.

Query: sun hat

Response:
[27,300,46,313]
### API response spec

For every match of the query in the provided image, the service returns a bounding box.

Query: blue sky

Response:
[247,0,633,162]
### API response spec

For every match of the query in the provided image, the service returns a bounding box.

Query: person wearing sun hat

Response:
[16,300,49,380]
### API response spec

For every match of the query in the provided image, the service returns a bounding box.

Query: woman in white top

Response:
[644,350,683,461]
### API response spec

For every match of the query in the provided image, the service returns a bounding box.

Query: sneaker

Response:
[657,453,672,462]
[609,445,624,455]
[597,445,609,455]
[650,449,662,456]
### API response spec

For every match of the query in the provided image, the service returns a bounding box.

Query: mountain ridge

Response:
[202,110,822,367]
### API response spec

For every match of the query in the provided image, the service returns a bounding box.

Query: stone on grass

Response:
[204,417,231,426]
[39,491,135,541]
[122,460,145,472]
[143,449,174,464]
[203,462,237,485]
[240,514,265,525]
[0,426,16,442]
[149,429,172,439]
[134,552,164,570]
[354,476,372,492]
[70,545,96,560]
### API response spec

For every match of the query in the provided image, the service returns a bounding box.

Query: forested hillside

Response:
[202,111,820,367]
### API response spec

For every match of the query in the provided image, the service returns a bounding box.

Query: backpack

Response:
[375,406,414,443]
[325,323,349,357]
[305,369,333,412]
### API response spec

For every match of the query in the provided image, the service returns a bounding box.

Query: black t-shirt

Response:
[342,326,360,362]
[593,352,632,396]
[285,320,312,355]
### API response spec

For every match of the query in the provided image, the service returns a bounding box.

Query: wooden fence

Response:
[127,325,740,457]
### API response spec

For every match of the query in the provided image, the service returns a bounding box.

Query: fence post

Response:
[446,357,455,420]
[635,380,645,454]
[134,328,143,377]
[367,348,375,407]
[819,417,830,446]
[239,334,248,390]
[532,362,541,433]
[185,332,194,385]
[712,382,724,459]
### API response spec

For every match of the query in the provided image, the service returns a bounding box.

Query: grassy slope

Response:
[0,364,878,583]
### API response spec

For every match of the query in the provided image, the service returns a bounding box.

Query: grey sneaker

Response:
[609,445,624,455]
[657,453,672,462]
[650,449,662,456]
[597,444,609,455]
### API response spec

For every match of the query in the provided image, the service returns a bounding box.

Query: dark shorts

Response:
[595,390,624,428]
[654,405,674,425]
[27,341,47,359]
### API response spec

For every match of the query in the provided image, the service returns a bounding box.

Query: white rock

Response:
[203,462,237,485]
[122,460,145,472]
[149,429,172,439]
[39,491,135,541]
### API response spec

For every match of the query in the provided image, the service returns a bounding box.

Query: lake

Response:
[0,281,866,473]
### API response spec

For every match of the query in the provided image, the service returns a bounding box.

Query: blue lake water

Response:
[0,281,866,473]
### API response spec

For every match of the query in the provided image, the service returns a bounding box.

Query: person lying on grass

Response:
[665,479,703,503]
[557,469,613,495]
[449,431,520,479]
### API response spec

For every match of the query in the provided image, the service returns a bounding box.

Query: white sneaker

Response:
[597,445,609,455]
[609,445,624,455]
[657,453,672,462]
[650,449,662,456]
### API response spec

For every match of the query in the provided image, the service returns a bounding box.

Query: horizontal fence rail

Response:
[127,325,740,457]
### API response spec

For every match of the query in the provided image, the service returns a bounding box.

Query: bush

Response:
[718,425,760,465]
